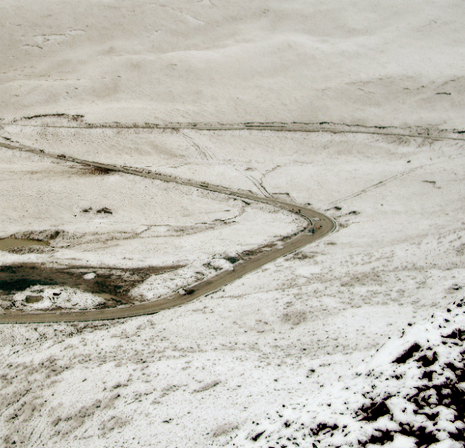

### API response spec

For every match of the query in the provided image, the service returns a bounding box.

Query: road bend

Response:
[0,141,337,324]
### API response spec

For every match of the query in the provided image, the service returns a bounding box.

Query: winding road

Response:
[0,139,336,324]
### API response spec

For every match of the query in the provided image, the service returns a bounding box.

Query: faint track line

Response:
[5,121,465,142]
[180,131,214,161]
[327,154,465,207]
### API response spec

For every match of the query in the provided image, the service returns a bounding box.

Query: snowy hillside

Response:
[1,1,465,447]
[234,298,465,447]
[1,0,465,126]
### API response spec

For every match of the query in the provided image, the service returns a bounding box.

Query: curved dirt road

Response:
[0,142,336,324]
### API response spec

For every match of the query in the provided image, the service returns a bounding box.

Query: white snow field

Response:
[0,147,302,269]
[1,0,465,447]
[1,130,465,447]
[1,0,465,127]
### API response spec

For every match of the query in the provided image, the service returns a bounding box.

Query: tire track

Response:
[244,174,273,198]
[327,154,465,207]
[180,131,214,161]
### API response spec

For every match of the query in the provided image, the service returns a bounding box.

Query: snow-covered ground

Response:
[1,129,464,447]
[5,125,462,211]
[1,0,465,127]
[0,146,303,270]
[233,297,465,447]
[12,285,104,312]
[2,0,465,447]
[0,144,304,310]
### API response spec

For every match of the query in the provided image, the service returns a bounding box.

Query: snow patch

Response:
[13,286,104,311]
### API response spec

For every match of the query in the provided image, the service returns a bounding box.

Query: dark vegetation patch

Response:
[88,166,113,175]
[312,326,465,446]
[246,298,465,448]
[96,207,113,214]
[15,113,84,122]
[289,251,317,260]
[358,399,391,422]
[5,245,52,255]
[251,430,266,442]
[10,229,68,242]
[0,264,182,310]
[393,342,422,364]
[80,207,113,214]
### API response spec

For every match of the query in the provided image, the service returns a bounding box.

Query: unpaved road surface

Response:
[0,139,336,324]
